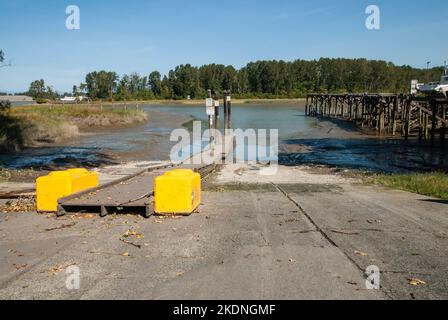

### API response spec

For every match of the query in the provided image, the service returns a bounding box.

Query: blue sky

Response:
[0,0,447,93]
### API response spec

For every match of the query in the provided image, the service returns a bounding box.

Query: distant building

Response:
[0,95,34,102]
[60,96,87,104]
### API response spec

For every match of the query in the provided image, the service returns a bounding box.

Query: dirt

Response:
[0,196,36,213]
[0,168,48,183]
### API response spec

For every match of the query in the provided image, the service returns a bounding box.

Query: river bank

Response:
[0,106,193,170]
[30,98,306,107]
[0,105,148,152]
[139,98,306,105]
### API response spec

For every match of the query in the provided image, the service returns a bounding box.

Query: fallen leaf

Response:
[122,230,135,237]
[354,250,368,257]
[176,271,184,277]
[122,229,143,238]
[13,264,28,270]
[0,196,36,213]
[79,213,95,219]
[408,278,426,286]
[122,252,130,257]
[47,263,76,276]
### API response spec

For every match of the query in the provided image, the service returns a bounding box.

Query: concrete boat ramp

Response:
[0,137,447,299]
[1,163,447,299]
[58,163,216,218]
[58,137,233,217]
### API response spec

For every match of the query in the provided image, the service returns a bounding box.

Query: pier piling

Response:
[306,93,448,144]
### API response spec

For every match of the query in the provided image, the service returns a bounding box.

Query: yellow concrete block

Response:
[36,168,99,212]
[154,169,201,215]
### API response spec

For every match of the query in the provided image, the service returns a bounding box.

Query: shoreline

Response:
[1,105,149,152]
[0,108,193,172]
[2,102,447,195]
[20,98,307,108]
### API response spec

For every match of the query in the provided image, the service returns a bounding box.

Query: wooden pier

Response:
[305,93,448,144]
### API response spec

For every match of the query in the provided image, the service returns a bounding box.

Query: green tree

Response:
[28,79,46,99]
[160,76,172,99]
[128,72,142,95]
[168,64,201,99]
[85,71,118,100]
[72,58,446,101]
[116,74,130,100]
[46,86,57,100]
[148,71,162,96]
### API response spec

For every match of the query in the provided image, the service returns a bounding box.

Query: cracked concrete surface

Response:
[0,164,446,299]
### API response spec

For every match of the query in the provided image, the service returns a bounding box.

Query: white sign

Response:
[205,98,214,108]
[226,96,231,102]
[411,80,418,94]
[214,100,220,107]
[206,106,215,116]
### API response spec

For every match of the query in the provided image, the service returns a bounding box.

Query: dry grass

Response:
[11,105,148,128]
[1,105,148,151]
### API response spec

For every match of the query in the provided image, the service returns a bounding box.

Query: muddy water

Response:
[1,103,447,172]
[0,108,192,169]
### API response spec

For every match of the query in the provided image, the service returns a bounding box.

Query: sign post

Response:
[214,97,220,130]
[206,90,214,146]
[226,91,232,129]
[223,90,228,130]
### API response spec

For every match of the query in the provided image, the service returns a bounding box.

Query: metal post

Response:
[223,90,228,130]
[213,92,220,147]
[207,89,214,145]
[227,91,232,129]
[305,95,309,116]
[214,92,220,132]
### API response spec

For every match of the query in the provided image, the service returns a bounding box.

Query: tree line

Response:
[26,58,446,101]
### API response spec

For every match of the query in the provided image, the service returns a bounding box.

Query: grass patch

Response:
[11,105,148,128]
[1,105,148,151]
[366,173,448,199]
